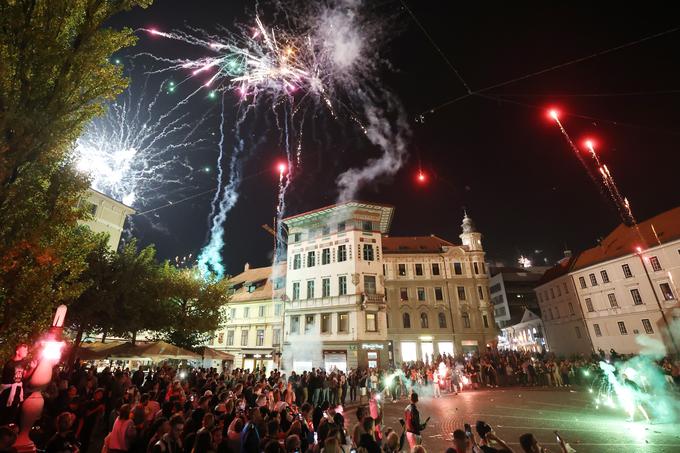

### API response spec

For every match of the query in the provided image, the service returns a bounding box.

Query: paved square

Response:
[348,388,680,453]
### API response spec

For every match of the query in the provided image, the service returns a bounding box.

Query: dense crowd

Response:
[1,343,679,453]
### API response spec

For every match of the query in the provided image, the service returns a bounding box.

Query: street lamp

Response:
[14,305,67,453]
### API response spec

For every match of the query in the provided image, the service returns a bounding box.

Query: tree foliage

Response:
[0,0,152,356]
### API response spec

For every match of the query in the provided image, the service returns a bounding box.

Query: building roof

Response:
[86,187,136,214]
[283,200,395,233]
[228,263,285,302]
[382,235,455,254]
[573,206,680,271]
[536,255,577,286]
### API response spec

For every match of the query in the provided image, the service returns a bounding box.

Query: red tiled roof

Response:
[382,235,455,253]
[536,256,576,286]
[573,206,680,271]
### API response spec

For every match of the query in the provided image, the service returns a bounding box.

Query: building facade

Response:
[489,266,548,328]
[281,201,394,371]
[383,215,497,362]
[502,309,546,352]
[211,263,285,370]
[79,188,135,250]
[536,206,680,356]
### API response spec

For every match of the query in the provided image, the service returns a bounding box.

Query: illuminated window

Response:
[338,313,349,332]
[366,313,377,332]
[398,264,407,276]
[321,314,330,333]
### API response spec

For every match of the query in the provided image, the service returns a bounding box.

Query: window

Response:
[321,313,330,333]
[307,280,315,299]
[292,233,301,243]
[417,287,426,301]
[568,302,574,315]
[274,304,282,316]
[642,318,654,334]
[622,264,633,278]
[322,226,330,236]
[574,326,582,339]
[307,251,315,267]
[453,262,463,275]
[420,312,429,328]
[438,313,447,328]
[256,329,265,346]
[272,329,281,345]
[226,330,234,346]
[564,283,569,294]
[415,263,423,276]
[483,314,489,328]
[556,286,561,297]
[434,287,443,301]
[589,273,598,286]
[630,288,643,305]
[366,312,377,332]
[400,288,408,300]
[363,244,375,261]
[600,270,610,283]
[337,221,346,232]
[290,316,300,334]
[258,305,265,317]
[338,313,349,333]
[292,282,300,300]
[478,286,484,300]
[398,264,407,276]
[293,254,301,270]
[649,256,662,271]
[578,276,587,289]
[230,308,236,319]
[322,248,330,265]
[618,321,628,335]
[482,262,487,274]
[337,245,347,262]
[462,313,471,328]
[608,293,618,308]
[361,276,375,295]
[241,330,249,346]
[403,313,411,328]
[244,307,250,318]
[362,220,372,231]
[339,276,347,296]
[322,278,331,297]
[585,298,594,312]
[473,262,480,274]
[457,286,466,301]
[217,332,224,344]
[305,315,315,333]
[383,264,387,275]
[660,283,675,300]
[432,263,440,276]
[593,323,602,337]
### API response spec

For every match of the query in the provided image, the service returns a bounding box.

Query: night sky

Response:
[109,1,680,274]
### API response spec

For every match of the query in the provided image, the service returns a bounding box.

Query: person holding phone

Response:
[518,432,568,453]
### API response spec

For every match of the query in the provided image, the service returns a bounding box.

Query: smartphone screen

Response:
[554,431,562,443]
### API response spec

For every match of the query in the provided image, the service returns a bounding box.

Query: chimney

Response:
[244,262,250,271]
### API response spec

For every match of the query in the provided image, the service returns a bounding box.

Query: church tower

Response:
[459,211,483,251]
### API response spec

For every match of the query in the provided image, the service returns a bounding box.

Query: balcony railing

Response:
[286,293,386,310]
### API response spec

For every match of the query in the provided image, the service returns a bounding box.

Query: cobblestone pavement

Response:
[344,387,680,453]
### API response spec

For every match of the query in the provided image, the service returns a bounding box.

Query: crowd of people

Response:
[1,343,679,453]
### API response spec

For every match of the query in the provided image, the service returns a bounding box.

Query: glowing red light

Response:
[548,109,559,121]
[148,28,159,35]
[584,139,594,149]
[417,171,427,183]
[42,340,63,361]
[277,163,287,174]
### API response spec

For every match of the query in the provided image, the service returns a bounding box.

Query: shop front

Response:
[242,352,274,372]
[323,350,348,372]
[461,340,479,354]
[359,342,386,369]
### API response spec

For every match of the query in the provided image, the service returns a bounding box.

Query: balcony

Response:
[285,293,386,311]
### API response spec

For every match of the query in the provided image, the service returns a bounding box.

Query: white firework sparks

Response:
[75,81,212,209]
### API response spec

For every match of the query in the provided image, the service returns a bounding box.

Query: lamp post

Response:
[14,305,67,453]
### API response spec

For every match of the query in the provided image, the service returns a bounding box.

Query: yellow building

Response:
[79,188,135,250]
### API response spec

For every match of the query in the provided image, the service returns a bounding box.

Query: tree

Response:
[158,265,229,350]
[0,0,152,355]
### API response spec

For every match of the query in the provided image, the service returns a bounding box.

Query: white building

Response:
[502,309,546,352]
[536,206,680,356]
[489,266,548,328]
[282,201,393,371]
[79,188,135,250]
[211,263,286,370]
[383,215,498,362]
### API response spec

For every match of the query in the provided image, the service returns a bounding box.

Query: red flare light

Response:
[548,109,560,121]
[277,162,287,174]
[417,171,427,183]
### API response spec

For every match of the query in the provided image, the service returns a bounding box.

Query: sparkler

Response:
[144,0,408,279]
[75,80,212,209]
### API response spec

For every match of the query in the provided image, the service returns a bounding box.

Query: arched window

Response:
[403,313,411,328]
[420,312,429,328]
[438,312,447,328]
[462,312,471,328]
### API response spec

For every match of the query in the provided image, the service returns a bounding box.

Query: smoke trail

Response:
[336,96,410,201]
